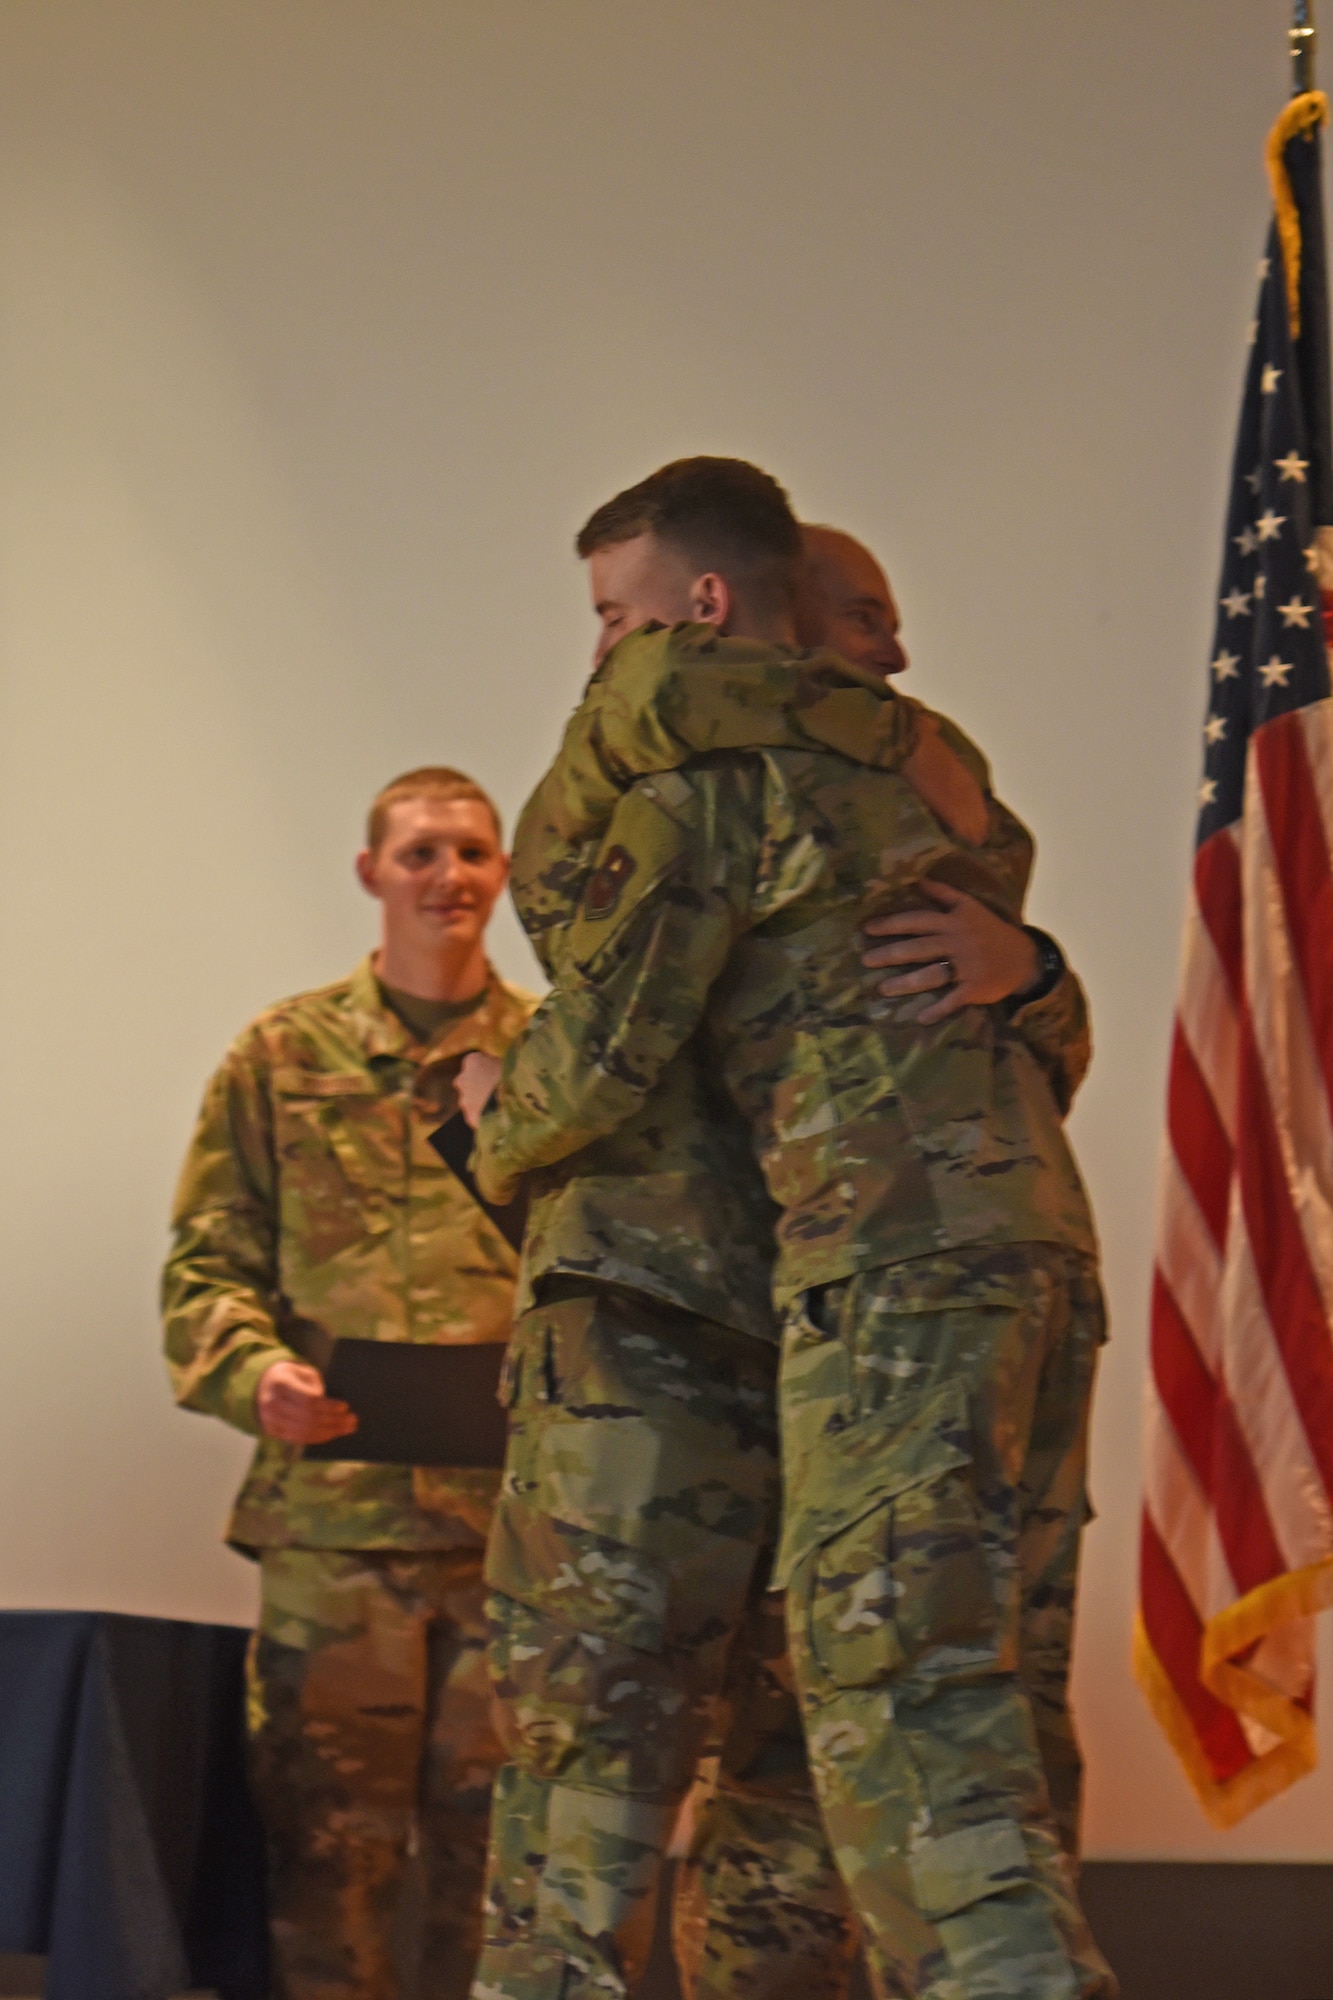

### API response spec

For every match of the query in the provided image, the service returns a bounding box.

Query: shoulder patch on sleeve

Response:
[582,844,637,919]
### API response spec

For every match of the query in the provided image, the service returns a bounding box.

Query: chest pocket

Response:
[271,1068,404,1264]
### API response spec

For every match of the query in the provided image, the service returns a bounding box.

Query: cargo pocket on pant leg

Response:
[484,1496,674,1785]
[536,1782,677,1948]
[485,1494,669,1654]
[907,1816,1031,1921]
[907,1817,1095,1996]
[782,1381,997,1692]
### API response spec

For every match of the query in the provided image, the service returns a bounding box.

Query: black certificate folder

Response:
[304,1339,509,1467]
[430,1112,528,1252]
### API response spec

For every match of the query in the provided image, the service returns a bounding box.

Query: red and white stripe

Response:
[1139,544,1333,1819]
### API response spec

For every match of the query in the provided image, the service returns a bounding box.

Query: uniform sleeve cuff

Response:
[219,1344,301,1436]
[472,1108,521,1207]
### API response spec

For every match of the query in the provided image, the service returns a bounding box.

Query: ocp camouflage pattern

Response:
[163,957,535,1551]
[474,626,1110,1997]
[500,635,810,1341]
[777,1245,1113,1997]
[497,625,946,1345]
[672,1587,862,2000]
[249,1544,501,2000]
[474,1283,860,2000]
[508,625,922,966]
[476,625,1096,1304]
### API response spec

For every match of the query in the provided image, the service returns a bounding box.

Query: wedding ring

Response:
[939,958,957,985]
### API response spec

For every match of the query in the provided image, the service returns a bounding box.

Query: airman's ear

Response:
[688,571,733,629]
[354,849,381,898]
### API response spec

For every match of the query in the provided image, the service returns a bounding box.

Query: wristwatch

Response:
[1009,926,1065,1007]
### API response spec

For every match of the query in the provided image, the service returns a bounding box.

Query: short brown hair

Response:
[366,767,502,851]
[575,456,803,617]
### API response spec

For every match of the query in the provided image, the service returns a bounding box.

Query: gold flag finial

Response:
[1293,1,1317,95]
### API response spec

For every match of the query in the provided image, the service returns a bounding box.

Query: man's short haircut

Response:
[366,767,502,851]
[575,456,804,617]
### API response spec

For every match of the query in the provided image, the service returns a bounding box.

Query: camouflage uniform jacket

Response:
[506,1032,781,1341]
[163,957,535,1553]
[499,640,853,1340]
[477,627,1096,1306]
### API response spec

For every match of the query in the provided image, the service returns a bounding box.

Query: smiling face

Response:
[797,525,909,679]
[356,795,509,965]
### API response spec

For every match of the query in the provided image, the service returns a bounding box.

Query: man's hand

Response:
[903,713,991,846]
[457,1050,503,1130]
[862,882,1039,1024]
[255,1360,357,1446]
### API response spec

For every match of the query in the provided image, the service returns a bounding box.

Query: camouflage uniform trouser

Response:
[248,1545,504,2000]
[778,1244,1116,2000]
[473,1281,860,2000]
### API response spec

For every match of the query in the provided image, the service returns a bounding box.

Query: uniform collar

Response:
[345,953,516,1064]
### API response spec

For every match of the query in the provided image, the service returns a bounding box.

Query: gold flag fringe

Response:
[1265,90,1329,336]
[1133,1555,1333,1826]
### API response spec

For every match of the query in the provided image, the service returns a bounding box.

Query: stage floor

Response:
[3,1860,1331,2000]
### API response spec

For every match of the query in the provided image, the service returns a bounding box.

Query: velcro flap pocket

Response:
[272,1068,379,1099]
[856,1256,1031,1315]
[908,1817,1030,1922]
[485,1494,669,1654]
[784,1382,996,1689]
[776,1379,973,1588]
[537,1785,676,1937]
[271,1066,396,1224]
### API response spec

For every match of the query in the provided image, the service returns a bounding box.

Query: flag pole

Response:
[1293,0,1317,94]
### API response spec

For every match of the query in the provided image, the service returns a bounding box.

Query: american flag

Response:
[1136,92,1333,1825]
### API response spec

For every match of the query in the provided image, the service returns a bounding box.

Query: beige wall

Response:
[1,0,1329,1858]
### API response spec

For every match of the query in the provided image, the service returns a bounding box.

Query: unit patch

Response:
[583,845,637,919]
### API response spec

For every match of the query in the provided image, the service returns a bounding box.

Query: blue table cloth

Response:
[0,1610,268,2000]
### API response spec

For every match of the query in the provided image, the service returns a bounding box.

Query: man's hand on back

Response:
[256,1360,358,1446]
[862,882,1040,1025]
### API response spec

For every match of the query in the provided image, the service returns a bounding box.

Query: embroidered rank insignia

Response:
[583,844,637,918]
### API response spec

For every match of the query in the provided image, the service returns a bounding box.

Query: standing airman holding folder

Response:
[163,766,533,2000]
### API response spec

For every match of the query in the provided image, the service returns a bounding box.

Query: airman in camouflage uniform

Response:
[164,769,534,2000]
[472,762,859,2000]
[472,621,1113,2000]
[469,697,1088,2000]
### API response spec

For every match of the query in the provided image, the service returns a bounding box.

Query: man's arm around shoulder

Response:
[473,768,755,1203]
